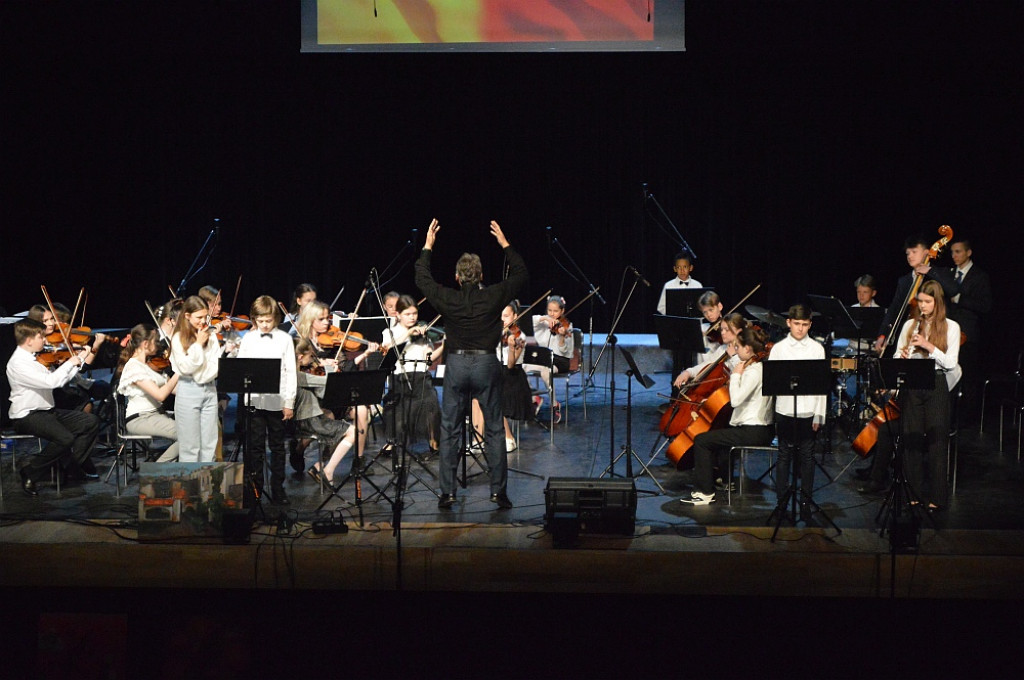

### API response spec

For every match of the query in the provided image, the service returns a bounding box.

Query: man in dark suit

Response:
[931,239,992,424]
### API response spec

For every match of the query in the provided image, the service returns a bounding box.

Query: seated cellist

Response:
[679,326,774,505]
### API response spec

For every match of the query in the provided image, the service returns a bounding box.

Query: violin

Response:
[210,314,252,331]
[318,327,375,352]
[36,345,74,368]
[503,323,522,340]
[46,322,119,348]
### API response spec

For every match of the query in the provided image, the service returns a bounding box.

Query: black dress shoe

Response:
[490,492,513,509]
[437,493,456,509]
[857,480,887,494]
[19,468,39,497]
[79,457,100,478]
[288,440,305,473]
[272,488,290,506]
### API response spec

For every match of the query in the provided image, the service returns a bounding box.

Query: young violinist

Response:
[114,323,180,462]
[529,295,575,423]
[471,300,534,452]
[294,339,358,486]
[895,279,961,511]
[380,295,443,452]
[672,311,747,390]
[27,304,111,413]
[235,295,297,505]
[290,283,318,316]
[656,250,703,316]
[680,326,773,505]
[170,295,229,462]
[6,318,100,495]
[294,299,376,460]
[769,304,827,513]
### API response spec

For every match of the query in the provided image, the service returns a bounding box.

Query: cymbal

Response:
[745,305,788,329]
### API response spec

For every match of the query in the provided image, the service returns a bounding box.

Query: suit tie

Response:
[954,269,963,288]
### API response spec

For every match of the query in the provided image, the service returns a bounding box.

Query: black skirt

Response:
[502,366,535,420]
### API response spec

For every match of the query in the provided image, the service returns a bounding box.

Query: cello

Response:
[664,338,769,468]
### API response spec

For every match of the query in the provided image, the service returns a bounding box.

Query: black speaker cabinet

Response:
[544,477,637,537]
[222,508,253,545]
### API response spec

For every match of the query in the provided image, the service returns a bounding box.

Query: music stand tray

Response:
[878,358,936,391]
[665,287,715,318]
[322,369,389,412]
[653,314,706,352]
[218,358,281,395]
[808,294,861,340]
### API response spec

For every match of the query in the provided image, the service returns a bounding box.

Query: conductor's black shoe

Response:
[437,493,456,509]
[490,492,513,509]
[19,468,39,497]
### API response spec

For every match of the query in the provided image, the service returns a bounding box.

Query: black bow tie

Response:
[261,333,274,338]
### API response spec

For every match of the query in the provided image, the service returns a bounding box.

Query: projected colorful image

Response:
[306,0,683,51]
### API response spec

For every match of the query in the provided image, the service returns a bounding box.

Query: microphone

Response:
[546,226,552,246]
[641,183,649,200]
[628,266,651,287]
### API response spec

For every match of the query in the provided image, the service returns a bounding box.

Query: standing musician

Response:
[770,304,827,514]
[414,219,528,510]
[528,295,574,423]
[873,235,957,356]
[380,294,443,452]
[294,299,376,462]
[895,280,961,511]
[929,238,991,424]
[170,295,230,462]
[6,318,100,495]
[115,323,180,462]
[656,249,702,316]
[236,295,297,505]
[680,326,773,505]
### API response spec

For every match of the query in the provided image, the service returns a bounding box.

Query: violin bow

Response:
[563,286,600,318]
[227,275,242,320]
[503,289,552,333]
[144,300,171,343]
[70,288,85,328]
[707,283,762,335]
[40,285,77,356]
[334,287,368,361]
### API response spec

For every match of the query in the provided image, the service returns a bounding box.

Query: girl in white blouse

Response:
[116,324,180,462]
[170,295,228,462]
[895,279,961,511]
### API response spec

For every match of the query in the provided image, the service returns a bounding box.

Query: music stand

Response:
[653,314,706,352]
[317,369,390,525]
[874,358,936,549]
[218,358,281,522]
[600,346,660,490]
[523,344,556,441]
[665,287,715,318]
[762,358,841,541]
[848,307,885,346]
[808,294,861,341]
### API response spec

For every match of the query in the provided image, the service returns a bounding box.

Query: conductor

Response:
[414,219,529,510]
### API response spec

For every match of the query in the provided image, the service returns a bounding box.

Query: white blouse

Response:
[118,357,170,418]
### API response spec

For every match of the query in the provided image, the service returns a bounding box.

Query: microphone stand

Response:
[548,229,606,403]
[375,229,418,290]
[643,186,697,258]
[175,219,220,297]
[591,269,644,479]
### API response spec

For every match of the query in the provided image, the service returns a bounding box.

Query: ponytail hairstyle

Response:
[115,323,159,380]
[738,325,770,356]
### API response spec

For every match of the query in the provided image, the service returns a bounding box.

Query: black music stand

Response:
[665,287,715,318]
[317,369,389,526]
[808,294,861,341]
[648,315,708,465]
[219,357,280,522]
[874,358,936,554]
[600,346,659,490]
[848,306,885,346]
[523,344,556,439]
[762,359,841,541]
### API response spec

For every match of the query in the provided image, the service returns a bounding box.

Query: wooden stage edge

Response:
[3,520,1024,600]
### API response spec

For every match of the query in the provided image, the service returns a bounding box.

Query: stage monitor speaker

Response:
[544,477,637,538]
[222,509,253,545]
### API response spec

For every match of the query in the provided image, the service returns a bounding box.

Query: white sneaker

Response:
[505,437,518,452]
[680,491,716,505]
